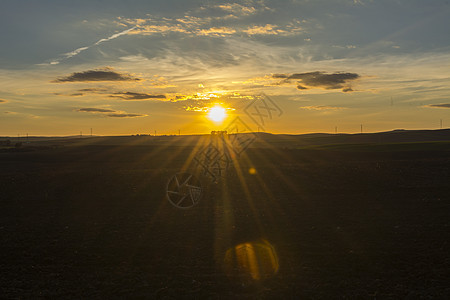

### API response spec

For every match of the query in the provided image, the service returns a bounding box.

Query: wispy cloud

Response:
[117,5,303,38]
[198,27,236,36]
[45,26,137,65]
[53,67,140,82]
[3,111,41,118]
[210,2,272,18]
[424,103,450,109]
[111,92,166,100]
[55,86,168,101]
[126,20,302,37]
[274,71,360,92]
[79,88,108,92]
[126,24,188,35]
[93,26,137,45]
[78,108,115,113]
[243,24,287,35]
[216,3,258,16]
[299,105,347,111]
[77,107,147,118]
[107,113,147,118]
[170,91,227,102]
[0,99,7,103]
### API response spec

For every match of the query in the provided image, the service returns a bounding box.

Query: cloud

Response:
[425,103,450,108]
[243,24,286,35]
[184,106,209,112]
[0,99,7,103]
[274,71,360,92]
[54,68,140,82]
[299,105,346,111]
[217,3,257,15]
[107,113,147,118]
[62,46,89,60]
[170,91,225,102]
[128,21,297,37]
[211,2,272,18]
[78,108,116,113]
[128,24,188,35]
[111,92,166,100]
[198,27,236,36]
[79,88,108,92]
[3,111,40,118]
[116,7,303,39]
[46,26,137,65]
[183,104,235,113]
[93,26,137,45]
[272,74,288,79]
[77,107,147,118]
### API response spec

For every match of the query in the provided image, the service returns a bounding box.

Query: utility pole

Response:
[154,130,156,136]
[178,129,181,136]
[90,128,93,137]
[360,124,363,134]
[335,126,337,134]
[440,119,443,129]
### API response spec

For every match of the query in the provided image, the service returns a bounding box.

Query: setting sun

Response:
[207,105,227,123]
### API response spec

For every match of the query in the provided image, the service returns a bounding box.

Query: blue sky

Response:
[1,0,449,135]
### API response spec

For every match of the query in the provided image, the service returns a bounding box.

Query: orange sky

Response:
[1,1,449,136]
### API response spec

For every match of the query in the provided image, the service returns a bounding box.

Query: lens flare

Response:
[224,239,279,286]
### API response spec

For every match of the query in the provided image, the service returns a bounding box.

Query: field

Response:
[1,135,450,298]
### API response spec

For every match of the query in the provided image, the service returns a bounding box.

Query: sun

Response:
[207,105,227,123]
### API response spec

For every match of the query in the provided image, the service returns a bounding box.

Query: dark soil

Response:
[1,144,450,298]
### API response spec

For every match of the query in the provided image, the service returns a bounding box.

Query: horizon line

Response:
[1,127,450,139]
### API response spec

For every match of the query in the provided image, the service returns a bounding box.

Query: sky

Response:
[0,0,449,136]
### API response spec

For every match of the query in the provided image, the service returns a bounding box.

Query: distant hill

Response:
[2,129,450,150]
[252,129,450,148]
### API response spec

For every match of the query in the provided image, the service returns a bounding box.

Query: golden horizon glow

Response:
[207,104,227,123]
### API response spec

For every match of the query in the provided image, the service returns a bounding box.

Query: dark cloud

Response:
[79,88,108,92]
[272,73,288,78]
[275,71,359,92]
[342,87,353,92]
[0,99,6,103]
[112,92,166,100]
[78,108,116,113]
[70,93,84,96]
[427,103,450,108]
[77,107,146,118]
[53,68,140,82]
[107,113,146,118]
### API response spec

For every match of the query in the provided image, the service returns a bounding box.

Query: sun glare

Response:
[207,105,227,123]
